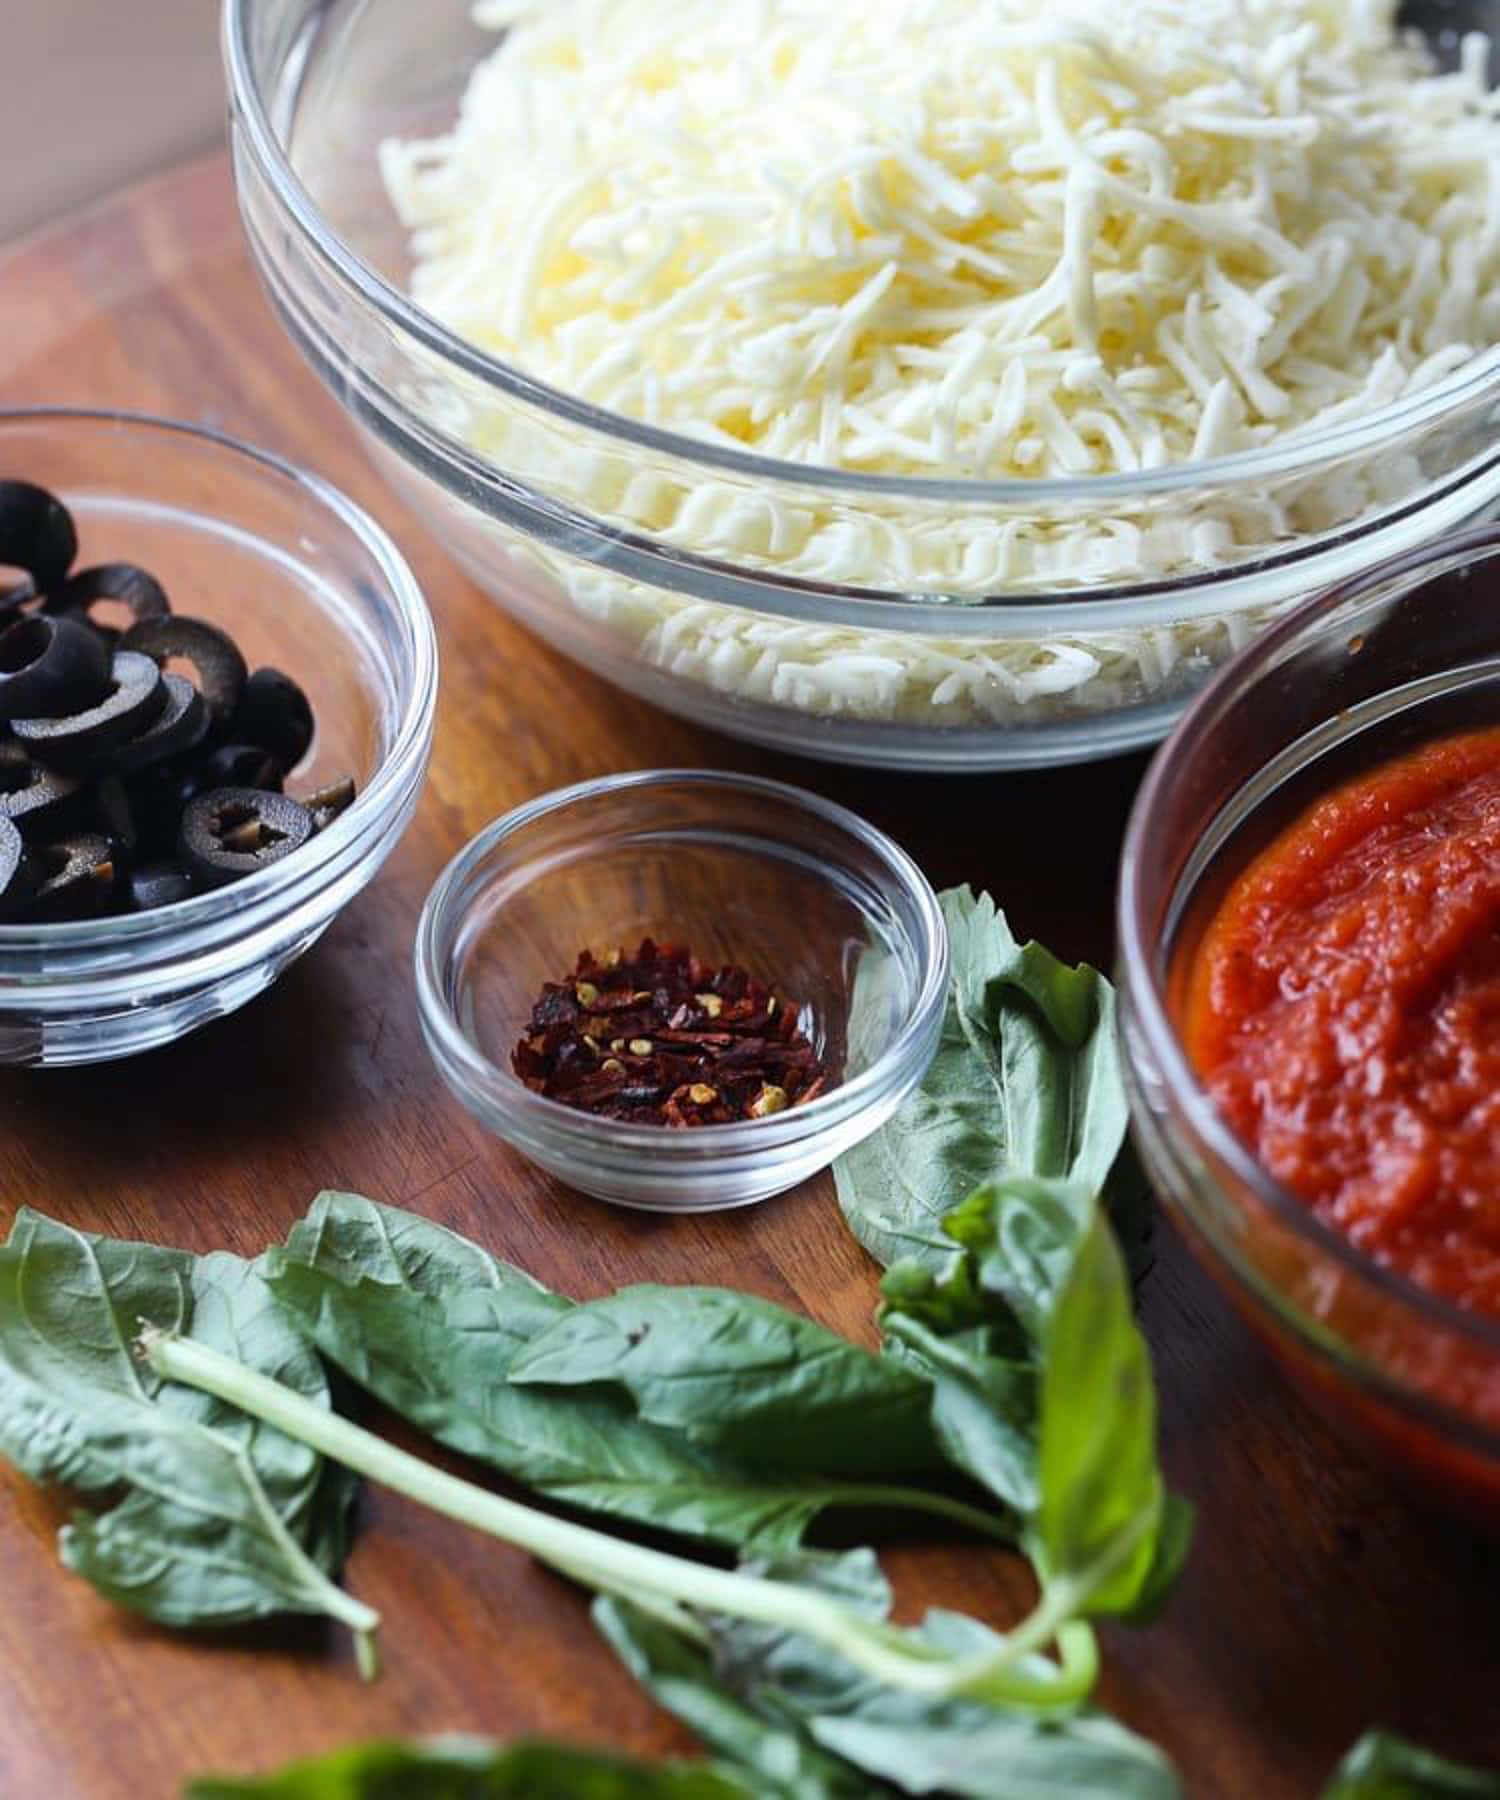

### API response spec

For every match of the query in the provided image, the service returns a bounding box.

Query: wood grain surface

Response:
[0,157,1496,1800]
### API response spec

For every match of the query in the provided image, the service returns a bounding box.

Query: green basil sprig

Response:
[836,885,1147,1277]
[0,1208,374,1670]
[599,1552,1181,1800]
[881,1181,1191,1626]
[264,1192,1005,1553]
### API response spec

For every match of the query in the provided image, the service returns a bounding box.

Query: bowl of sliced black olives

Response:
[0,410,437,1064]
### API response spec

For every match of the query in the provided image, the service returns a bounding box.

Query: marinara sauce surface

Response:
[1183,724,1500,1321]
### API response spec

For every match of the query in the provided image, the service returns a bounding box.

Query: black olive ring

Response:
[26,833,116,922]
[111,673,210,775]
[12,650,166,773]
[232,667,315,771]
[120,615,248,726]
[0,480,78,615]
[0,615,112,724]
[179,787,313,890]
[0,743,82,837]
[0,814,29,918]
[47,562,171,641]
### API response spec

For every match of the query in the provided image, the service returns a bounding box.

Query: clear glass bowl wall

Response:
[227,0,1500,770]
[1118,525,1500,1522]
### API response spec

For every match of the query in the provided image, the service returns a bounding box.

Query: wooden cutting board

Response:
[0,155,1495,1800]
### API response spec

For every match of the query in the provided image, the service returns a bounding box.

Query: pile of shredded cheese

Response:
[381,0,1500,726]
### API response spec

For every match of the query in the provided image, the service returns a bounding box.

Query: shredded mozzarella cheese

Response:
[380,0,1500,728]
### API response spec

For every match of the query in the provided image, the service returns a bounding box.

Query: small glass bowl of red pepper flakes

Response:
[414,770,947,1211]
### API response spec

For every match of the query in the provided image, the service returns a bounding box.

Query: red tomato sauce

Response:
[1182,724,1500,1321]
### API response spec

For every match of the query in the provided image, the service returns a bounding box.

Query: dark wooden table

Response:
[0,156,1496,1800]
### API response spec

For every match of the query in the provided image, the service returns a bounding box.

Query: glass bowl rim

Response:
[222,0,1500,510]
[1118,518,1500,1359]
[413,766,950,1156]
[0,405,439,948]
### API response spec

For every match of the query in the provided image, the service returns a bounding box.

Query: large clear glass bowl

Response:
[224,0,1500,771]
[0,410,437,1066]
[1118,524,1500,1526]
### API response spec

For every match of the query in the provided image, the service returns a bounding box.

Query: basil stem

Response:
[140,1327,1094,1710]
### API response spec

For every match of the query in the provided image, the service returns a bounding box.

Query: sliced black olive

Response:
[119,615,247,726]
[0,814,31,918]
[179,787,312,890]
[230,667,315,771]
[0,615,111,723]
[127,861,194,913]
[198,741,284,793]
[0,743,83,837]
[47,562,170,642]
[127,743,281,857]
[0,582,34,622]
[302,775,357,832]
[0,737,31,797]
[12,650,166,772]
[111,673,209,775]
[0,480,77,614]
[122,762,195,858]
[93,776,139,861]
[0,813,20,886]
[25,833,116,921]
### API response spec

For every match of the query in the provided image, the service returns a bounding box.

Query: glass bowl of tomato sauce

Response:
[1118,524,1500,1526]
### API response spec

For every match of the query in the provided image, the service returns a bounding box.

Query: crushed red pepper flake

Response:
[512,938,835,1126]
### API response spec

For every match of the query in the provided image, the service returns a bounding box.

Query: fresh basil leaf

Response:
[944,1176,1094,1342]
[880,1180,1190,1623]
[268,1194,940,1552]
[878,1311,1035,1517]
[835,887,1143,1276]
[1321,1732,1500,1798]
[643,1550,1181,1800]
[596,1598,874,1799]
[1121,1493,1196,1628]
[808,1700,1180,1800]
[187,1736,757,1798]
[0,1208,361,1634]
[876,1176,1085,1519]
[1034,1210,1174,1620]
[509,1285,940,1474]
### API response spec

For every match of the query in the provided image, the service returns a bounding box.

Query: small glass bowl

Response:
[1118,524,1500,1524]
[414,770,947,1210]
[0,409,437,1066]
